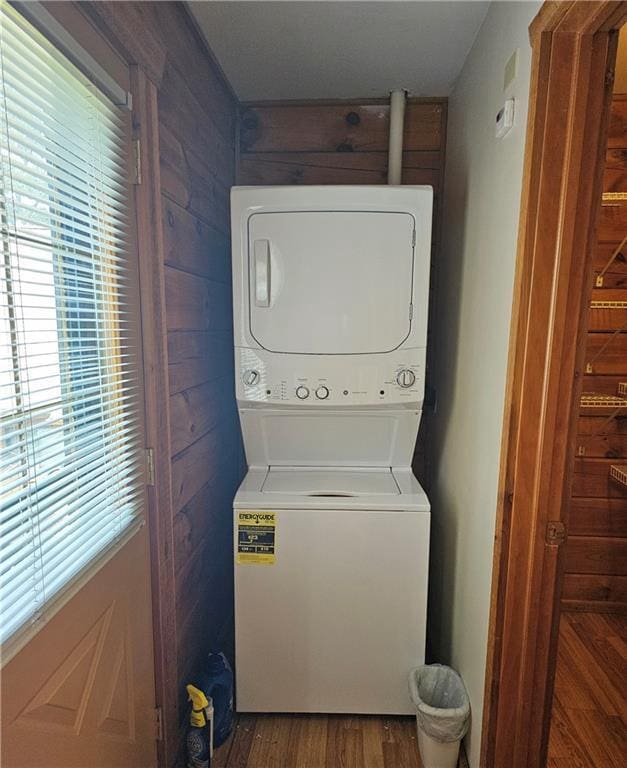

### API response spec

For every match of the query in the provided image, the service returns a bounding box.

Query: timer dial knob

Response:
[243,369,260,386]
[397,369,416,388]
[315,386,330,400]
[296,386,310,400]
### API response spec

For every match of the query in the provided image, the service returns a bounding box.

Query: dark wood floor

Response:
[213,713,470,768]
[548,611,627,767]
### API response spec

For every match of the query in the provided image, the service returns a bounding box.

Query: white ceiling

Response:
[188,1,491,101]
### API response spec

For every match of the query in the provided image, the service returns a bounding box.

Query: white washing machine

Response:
[230,185,433,715]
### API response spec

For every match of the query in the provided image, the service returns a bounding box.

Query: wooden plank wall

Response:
[150,6,242,759]
[563,95,627,613]
[237,99,448,484]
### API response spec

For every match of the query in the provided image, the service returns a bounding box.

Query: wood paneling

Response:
[83,1,167,86]
[588,289,627,331]
[168,330,232,395]
[165,266,232,333]
[162,198,230,283]
[564,536,627,575]
[238,151,440,187]
[564,94,627,616]
[583,331,627,374]
[569,498,627,537]
[575,417,627,459]
[171,420,239,514]
[237,97,447,487]
[603,148,627,192]
[580,375,626,395]
[239,101,445,153]
[159,66,234,189]
[607,96,627,149]
[572,458,627,498]
[561,574,627,609]
[592,240,627,288]
[169,377,231,456]
[144,2,235,141]
[159,120,231,234]
[598,199,627,241]
[172,479,233,571]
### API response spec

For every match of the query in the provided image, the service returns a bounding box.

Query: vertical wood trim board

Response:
[131,65,179,768]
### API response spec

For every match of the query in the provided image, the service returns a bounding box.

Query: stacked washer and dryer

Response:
[231,185,432,715]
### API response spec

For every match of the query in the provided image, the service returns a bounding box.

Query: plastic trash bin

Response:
[408,664,470,768]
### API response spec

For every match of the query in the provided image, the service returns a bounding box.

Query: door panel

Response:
[1,527,157,768]
[0,6,157,768]
[248,211,415,354]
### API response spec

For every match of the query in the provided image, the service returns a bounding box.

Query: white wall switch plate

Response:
[495,98,515,139]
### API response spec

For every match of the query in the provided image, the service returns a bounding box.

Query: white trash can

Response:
[408,665,470,768]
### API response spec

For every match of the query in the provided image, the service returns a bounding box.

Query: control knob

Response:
[296,386,310,400]
[242,369,260,386]
[315,386,330,400]
[397,369,416,388]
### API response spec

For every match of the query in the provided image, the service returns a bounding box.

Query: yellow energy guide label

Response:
[237,511,276,564]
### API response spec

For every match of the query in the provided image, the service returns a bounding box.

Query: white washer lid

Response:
[234,467,430,511]
[261,467,400,496]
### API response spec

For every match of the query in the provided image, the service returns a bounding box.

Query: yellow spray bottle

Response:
[186,684,214,768]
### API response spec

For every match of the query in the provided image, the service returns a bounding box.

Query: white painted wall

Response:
[428,3,541,766]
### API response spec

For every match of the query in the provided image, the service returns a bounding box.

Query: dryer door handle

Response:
[254,239,271,307]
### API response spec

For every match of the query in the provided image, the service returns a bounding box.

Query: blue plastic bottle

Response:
[203,651,234,747]
[189,651,234,750]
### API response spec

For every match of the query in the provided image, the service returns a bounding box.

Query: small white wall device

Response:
[231,185,433,715]
[495,97,515,139]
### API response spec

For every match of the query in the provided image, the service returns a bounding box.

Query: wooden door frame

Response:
[130,66,178,768]
[481,2,626,767]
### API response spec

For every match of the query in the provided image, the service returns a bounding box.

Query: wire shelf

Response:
[580,393,627,410]
[610,464,627,489]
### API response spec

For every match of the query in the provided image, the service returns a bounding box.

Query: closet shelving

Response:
[579,392,627,413]
[610,463,627,488]
[578,385,627,456]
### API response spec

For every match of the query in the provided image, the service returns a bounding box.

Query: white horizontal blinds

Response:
[0,4,143,645]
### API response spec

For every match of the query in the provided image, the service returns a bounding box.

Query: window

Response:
[0,4,143,646]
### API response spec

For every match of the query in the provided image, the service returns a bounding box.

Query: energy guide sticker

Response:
[237,511,276,564]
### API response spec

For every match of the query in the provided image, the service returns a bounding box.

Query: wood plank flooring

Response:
[213,714,470,768]
[548,611,627,767]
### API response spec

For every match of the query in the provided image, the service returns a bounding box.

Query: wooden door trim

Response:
[482,3,626,767]
[130,67,178,768]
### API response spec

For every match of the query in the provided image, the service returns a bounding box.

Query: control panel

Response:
[235,347,426,407]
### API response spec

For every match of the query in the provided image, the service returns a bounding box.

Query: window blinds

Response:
[0,4,143,646]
